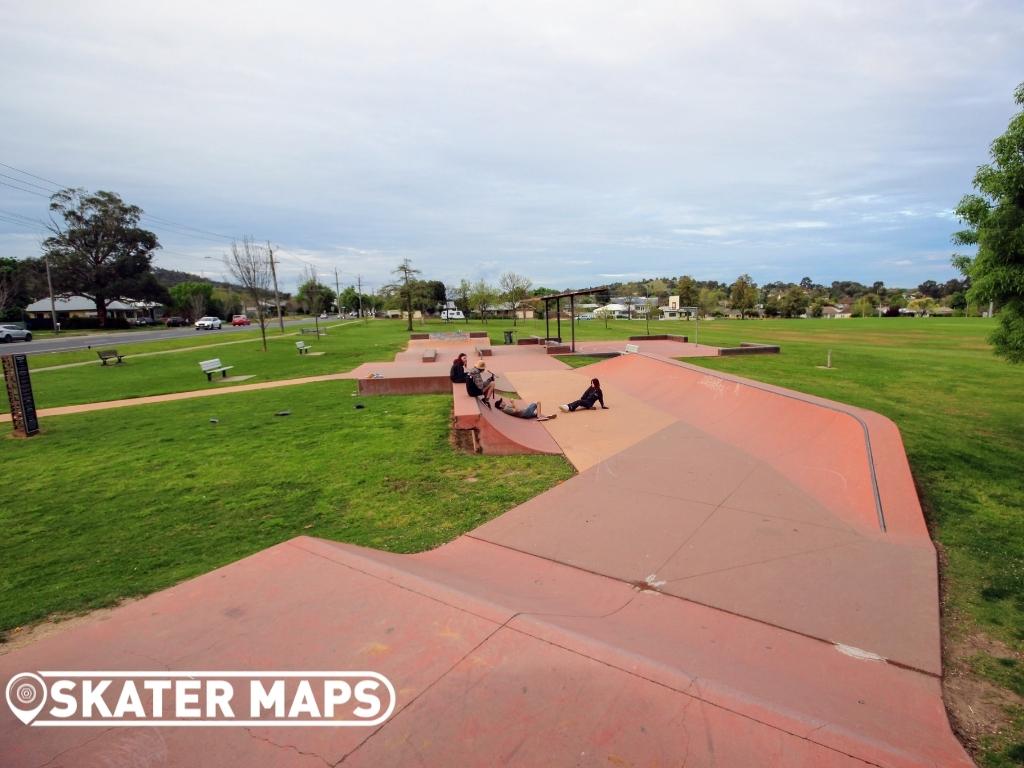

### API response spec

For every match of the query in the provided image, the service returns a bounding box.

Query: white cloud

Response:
[1,0,1021,287]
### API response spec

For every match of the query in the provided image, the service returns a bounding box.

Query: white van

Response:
[441,309,465,321]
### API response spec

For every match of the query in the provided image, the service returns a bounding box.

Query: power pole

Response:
[267,242,285,332]
[334,267,342,316]
[44,255,58,334]
[356,274,363,320]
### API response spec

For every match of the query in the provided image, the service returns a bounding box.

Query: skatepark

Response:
[0,334,973,767]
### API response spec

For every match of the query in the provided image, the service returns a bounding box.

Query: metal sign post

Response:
[3,353,40,436]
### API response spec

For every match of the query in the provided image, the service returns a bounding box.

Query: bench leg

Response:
[221,370,228,378]
[206,373,213,381]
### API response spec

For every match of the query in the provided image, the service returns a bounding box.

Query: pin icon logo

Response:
[6,673,47,725]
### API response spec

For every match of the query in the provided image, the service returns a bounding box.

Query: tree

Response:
[698,287,723,317]
[455,279,472,323]
[469,280,498,323]
[498,271,532,327]
[908,297,938,315]
[808,299,826,318]
[169,281,214,320]
[296,270,336,315]
[778,286,809,318]
[852,297,875,317]
[676,276,699,307]
[729,274,758,318]
[953,82,1024,363]
[42,188,162,327]
[224,237,272,351]
[0,258,35,321]
[392,259,421,331]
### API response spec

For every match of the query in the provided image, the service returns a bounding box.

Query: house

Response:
[480,303,535,320]
[659,295,699,320]
[25,295,163,323]
[821,305,851,319]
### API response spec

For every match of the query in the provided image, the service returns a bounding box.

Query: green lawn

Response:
[0,380,573,632]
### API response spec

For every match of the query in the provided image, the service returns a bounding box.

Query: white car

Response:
[0,324,32,342]
[194,316,222,330]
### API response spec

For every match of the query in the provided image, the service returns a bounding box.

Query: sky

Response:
[1,1,1022,294]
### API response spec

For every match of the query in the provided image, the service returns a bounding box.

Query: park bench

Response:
[474,346,492,357]
[96,349,125,366]
[421,349,437,362]
[199,358,234,381]
[300,327,324,337]
[624,343,639,354]
[296,341,312,355]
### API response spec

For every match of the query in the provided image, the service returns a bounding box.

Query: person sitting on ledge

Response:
[560,377,608,413]
[494,397,544,419]
[449,352,469,383]
[466,360,496,407]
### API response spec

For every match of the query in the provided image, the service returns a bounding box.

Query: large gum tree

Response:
[43,188,162,327]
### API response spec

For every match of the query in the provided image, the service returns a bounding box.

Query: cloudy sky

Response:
[1,1,1022,293]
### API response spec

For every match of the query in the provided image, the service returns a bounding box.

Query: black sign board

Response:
[3,353,39,436]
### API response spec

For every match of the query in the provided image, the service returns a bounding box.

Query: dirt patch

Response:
[0,599,139,656]
[945,626,1024,754]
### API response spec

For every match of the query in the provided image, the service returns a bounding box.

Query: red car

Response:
[231,315,251,326]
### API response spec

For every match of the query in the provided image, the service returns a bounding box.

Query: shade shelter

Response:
[528,286,609,352]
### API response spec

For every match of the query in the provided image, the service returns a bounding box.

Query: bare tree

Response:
[224,237,272,351]
[498,271,532,327]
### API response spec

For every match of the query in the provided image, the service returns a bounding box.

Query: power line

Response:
[0,161,64,188]
[0,179,50,198]
[0,172,55,194]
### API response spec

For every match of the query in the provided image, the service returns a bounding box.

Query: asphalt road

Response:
[6,318,315,356]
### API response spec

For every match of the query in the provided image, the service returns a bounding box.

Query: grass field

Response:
[0,380,573,631]
[1,315,1021,765]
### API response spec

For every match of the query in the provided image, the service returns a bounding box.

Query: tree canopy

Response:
[42,188,164,326]
[953,82,1024,363]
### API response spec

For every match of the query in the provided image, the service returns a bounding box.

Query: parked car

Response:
[0,324,32,342]
[129,317,151,326]
[195,316,223,330]
[231,315,251,326]
[164,316,187,327]
[574,314,595,321]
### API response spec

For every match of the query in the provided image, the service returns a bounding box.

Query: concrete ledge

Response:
[627,334,689,343]
[410,333,430,340]
[517,337,541,345]
[718,343,781,356]
[545,344,571,354]
[358,375,451,395]
[469,331,489,338]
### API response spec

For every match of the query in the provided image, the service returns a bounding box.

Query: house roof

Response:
[25,295,143,312]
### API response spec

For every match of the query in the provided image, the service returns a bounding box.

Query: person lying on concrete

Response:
[494,397,544,419]
[560,377,608,413]
[466,360,496,407]
[449,352,469,383]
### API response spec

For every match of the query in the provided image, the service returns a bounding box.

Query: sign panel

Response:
[3,353,39,436]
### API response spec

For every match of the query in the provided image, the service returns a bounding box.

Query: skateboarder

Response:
[560,378,608,412]
[467,360,496,407]
[494,397,549,420]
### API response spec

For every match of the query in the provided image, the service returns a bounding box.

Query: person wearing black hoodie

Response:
[560,378,608,412]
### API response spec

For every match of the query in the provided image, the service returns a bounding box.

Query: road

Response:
[6,318,317,356]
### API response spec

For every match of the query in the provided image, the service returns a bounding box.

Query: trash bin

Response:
[503,330,515,345]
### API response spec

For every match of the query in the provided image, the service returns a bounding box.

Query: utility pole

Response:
[356,274,363,320]
[267,242,284,332]
[44,254,58,334]
[334,268,342,316]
